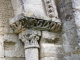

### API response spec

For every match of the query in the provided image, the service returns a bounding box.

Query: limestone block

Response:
[0,57,25,60]
[41,31,61,43]
[73,10,80,28]
[73,10,80,42]
[62,17,78,53]
[0,27,4,34]
[41,44,57,53]
[78,54,80,60]
[5,57,25,60]
[23,4,46,19]
[0,35,4,57]
[23,0,58,18]
[0,20,4,27]
[63,20,76,31]
[0,0,14,34]
[41,57,63,60]
[11,0,23,16]
[14,5,23,16]
[0,58,5,60]
[22,0,42,4]
[42,31,60,40]
[58,0,79,60]
[11,0,23,10]
[4,26,14,34]
[41,31,63,59]
[72,2,80,46]
[4,34,25,57]
[40,43,63,59]
[62,30,77,53]
[64,56,73,60]
[72,0,80,10]
[22,0,47,19]
[25,48,38,60]
[0,1,8,27]
[71,54,79,60]
[0,23,14,34]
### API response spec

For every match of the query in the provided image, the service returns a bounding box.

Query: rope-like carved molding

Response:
[10,14,61,33]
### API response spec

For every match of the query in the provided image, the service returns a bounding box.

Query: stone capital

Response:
[19,29,41,49]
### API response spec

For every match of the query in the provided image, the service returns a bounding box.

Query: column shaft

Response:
[25,48,39,60]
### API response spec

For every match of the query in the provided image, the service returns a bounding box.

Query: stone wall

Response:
[0,0,25,60]
[72,0,80,48]
[0,0,80,60]
[58,0,80,60]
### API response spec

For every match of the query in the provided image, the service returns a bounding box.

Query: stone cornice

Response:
[10,13,61,33]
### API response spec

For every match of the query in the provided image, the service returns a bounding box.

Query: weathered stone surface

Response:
[41,31,60,43]
[72,1,80,59]
[0,58,5,60]
[12,0,59,19]
[40,30,63,60]
[72,0,80,10]
[58,0,80,60]
[11,0,22,10]
[5,57,25,60]
[41,57,64,60]
[73,10,80,45]
[11,0,23,16]
[0,0,14,34]
[4,34,25,57]
[0,0,80,60]
[40,43,63,58]
[14,5,23,16]
[23,0,46,19]
[0,57,25,60]
[25,48,38,60]
[0,35,4,57]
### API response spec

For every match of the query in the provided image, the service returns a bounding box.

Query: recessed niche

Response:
[4,41,16,50]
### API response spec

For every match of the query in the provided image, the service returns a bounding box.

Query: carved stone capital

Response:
[19,29,41,49]
[10,13,61,33]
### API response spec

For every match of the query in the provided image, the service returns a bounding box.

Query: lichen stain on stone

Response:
[45,38,60,44]
[4,41,16,50]
[72,50,79,54]
[52,38,60,44]
[66,14,72,21]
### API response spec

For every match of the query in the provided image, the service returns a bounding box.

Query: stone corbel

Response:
[10,13,61,33]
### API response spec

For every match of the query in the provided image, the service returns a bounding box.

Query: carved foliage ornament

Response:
[19,30,41,49]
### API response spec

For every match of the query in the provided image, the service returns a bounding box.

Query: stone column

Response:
[19,29,41,60]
